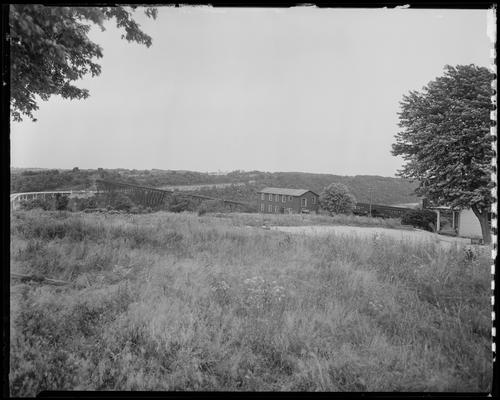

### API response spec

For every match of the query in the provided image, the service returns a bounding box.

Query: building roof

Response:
[258,187,318,197]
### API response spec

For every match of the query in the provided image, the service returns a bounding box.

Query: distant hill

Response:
[241,172,418,205]
[10,168,419,206]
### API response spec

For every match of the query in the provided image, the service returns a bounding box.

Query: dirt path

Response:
[269,225,472,249]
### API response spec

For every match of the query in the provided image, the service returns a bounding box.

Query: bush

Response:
[55,195,69,211]
[73,196,98,211]
[106,192,135,212]
[197,200,227,216]
[401,209,437,231]
[371,209,384,219]
[19,197,53,211]
[168,196,197,213]
[130,205,149,214]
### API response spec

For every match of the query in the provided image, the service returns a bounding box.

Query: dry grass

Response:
[10,210,492,395]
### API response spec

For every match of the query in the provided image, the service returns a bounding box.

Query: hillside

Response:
[10,168,419,205]
[235,172,418,205]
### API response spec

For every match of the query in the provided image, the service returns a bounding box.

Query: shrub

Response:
[130,206,143,214]
[14,213,105,242]
[19,197,53,211]
[168,196,197,213]
[197,200,227,216]
[74,196,98,211]
[106,192,135,212]
[370,209,384,219]
[401,209,437,231]
[55,195,69,211]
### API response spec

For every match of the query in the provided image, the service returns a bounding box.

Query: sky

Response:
[10,7,493,177]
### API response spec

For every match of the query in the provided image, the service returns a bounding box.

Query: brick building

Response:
[257,187,319,214]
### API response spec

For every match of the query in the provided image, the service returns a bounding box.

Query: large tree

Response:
[392,64,494,244]
[319,183,357,215]
[9,5,157,122]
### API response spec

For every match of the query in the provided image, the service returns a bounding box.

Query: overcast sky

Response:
[10,7,492,176]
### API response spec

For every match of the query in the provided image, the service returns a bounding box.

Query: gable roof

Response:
[258,187,318,197]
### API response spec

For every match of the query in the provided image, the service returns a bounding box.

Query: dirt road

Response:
[269,225,473,249]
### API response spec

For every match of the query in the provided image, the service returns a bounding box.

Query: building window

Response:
[268,204,273,212]
[312,197,316,204]
[261,193,265,201]
[260,203,265,212]
[282,195,286,203]
[275,194,279,202]
[288,196,293,201]
[301,198,307,207]
[275,205,279,213]
[269,194,272,201]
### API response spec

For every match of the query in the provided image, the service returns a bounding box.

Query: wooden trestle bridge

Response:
[95,179,254,211]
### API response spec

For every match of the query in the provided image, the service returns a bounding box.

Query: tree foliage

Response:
[19,197,53,211]
[107,192,135,211]
[11,168,418,205]
[401,210,437,232]
[319,183,357,215]
[9,5,157,121]
[55,194,69,211]
[392,64,494,242]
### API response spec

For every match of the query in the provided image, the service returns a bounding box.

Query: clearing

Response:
[269,225,473,249]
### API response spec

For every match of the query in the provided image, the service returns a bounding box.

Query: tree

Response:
[392,64,494,244]
[108,192,134,211]
[319,183,357,215]
[401,209,437,232]
[9,5,157,122]
[55,194,69,211]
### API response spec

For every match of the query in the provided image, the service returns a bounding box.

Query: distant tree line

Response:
[11,168,419,206]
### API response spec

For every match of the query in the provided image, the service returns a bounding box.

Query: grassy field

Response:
[10,210,492,394]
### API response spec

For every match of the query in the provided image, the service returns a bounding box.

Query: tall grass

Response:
[10,210,491,394]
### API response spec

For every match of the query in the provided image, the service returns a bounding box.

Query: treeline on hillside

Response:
[10,168,252,193]
[250,172,418,205]
[11,169,95,193]
[183,184,258,205]
[11,168,142,193]
[186,174,418,205]
[11,168,418,205]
